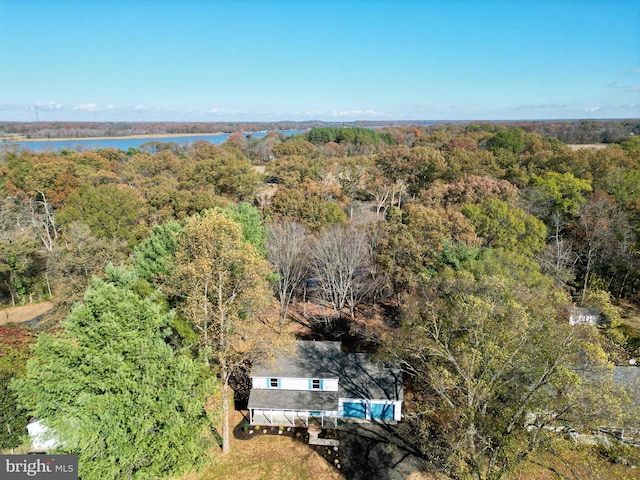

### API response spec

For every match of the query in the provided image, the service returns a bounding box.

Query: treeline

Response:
[306,126,394,146]
[1,125,640,478]
[0,121,320,139]
[2,119,639,144]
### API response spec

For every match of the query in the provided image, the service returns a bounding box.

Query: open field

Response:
[567,143,609,151]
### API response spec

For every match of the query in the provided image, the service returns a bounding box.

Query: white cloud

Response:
[74,103,100,112]
[510,103,567,111]
[584,106,601,112]
[35,101,63,110]
[208,107,239,115]
[332,109,384,117]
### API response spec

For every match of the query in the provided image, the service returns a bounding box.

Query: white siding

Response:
[252,377,268,389]
[393,400,402,421]
[281,378,309,390]
[323,378,339,391]
[251,376,339,391]
[27,420,59,451]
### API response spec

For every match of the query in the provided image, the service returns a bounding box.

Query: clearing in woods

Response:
[0,302,54,326]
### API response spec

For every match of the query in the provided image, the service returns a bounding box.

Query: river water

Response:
[1,130,305,152]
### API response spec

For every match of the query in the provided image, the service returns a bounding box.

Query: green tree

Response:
[133,221,182,282]
[12,265,213,480]
[375,204,480,296]
[0,238,41,306]
[462,199,547,254]
[271,138,319,158]
[191,148,261,201]
[376,145,447,195]
[58,184,146,246]
[388,254,620,479]
[264,155,326,188]
[0,324,36,450]
[167,210,278,454]
[529,172,592,218]
[269,188,346,232]
[619,135,640,157]
[526,172,593,287]
[486,128,527,154]
[225,202,266,256]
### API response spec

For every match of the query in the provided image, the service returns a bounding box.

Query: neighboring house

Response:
[247,341,403,427]
[568,306,602,326]
[27,419,59,452]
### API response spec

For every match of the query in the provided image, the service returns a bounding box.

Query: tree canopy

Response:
[1,121,639,477]
[12,265,213,480]
[167,209,278,453]
[389,253,619,479]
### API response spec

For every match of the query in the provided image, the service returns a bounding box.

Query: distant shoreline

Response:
[3,132,226,142]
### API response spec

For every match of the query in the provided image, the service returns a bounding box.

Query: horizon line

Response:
[1,118,638,124]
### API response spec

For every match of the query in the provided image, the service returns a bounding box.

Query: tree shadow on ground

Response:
[338,421,432,480]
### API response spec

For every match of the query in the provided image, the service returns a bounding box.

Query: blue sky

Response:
[1,0,638,121]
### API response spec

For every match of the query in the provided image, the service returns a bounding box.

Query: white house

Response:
[568,306,602,326]
[248,341,403,427]
[27,419,59,452]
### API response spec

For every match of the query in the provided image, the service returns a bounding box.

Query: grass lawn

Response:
[178,409,344,480]
[512,440,640,480]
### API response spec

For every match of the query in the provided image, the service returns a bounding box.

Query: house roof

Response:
[251,340,403,402]
[338,353,403,402]
[248,388,339,411]
[251,341,342,379]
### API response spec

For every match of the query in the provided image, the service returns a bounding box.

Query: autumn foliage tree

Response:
[0,324,36,450]
[388,253,620,479]
[167,209,278,454]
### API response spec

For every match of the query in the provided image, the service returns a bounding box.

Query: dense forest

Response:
[1,123,640,479]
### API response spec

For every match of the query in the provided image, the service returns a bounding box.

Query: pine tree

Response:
[12,265,214,480]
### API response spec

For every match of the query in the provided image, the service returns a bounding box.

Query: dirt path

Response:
[0,301,54,326]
